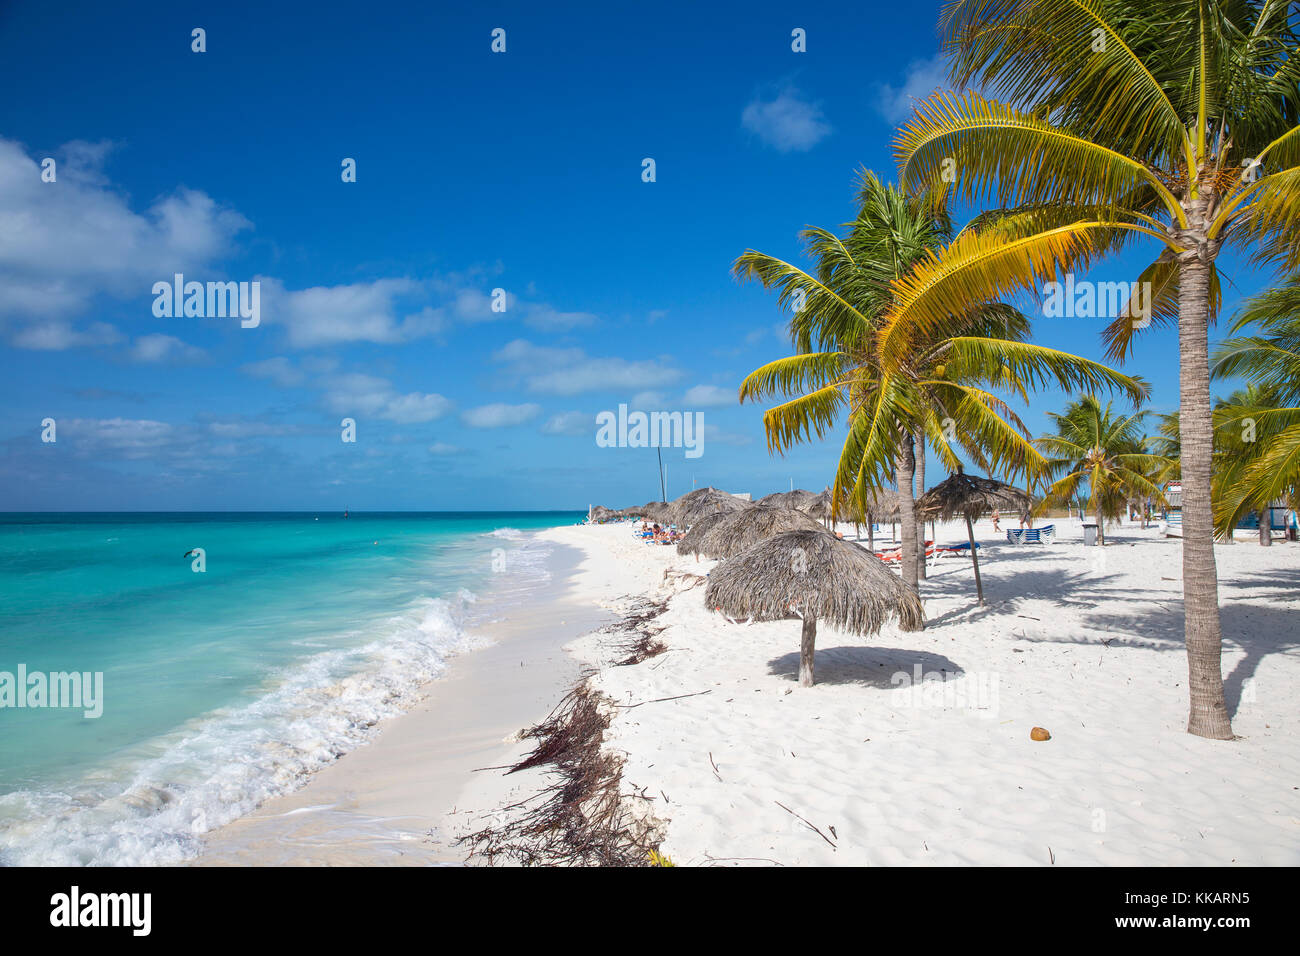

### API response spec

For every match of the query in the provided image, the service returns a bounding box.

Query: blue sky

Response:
[0,0,1272,510]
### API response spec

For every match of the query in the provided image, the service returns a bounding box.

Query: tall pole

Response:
[966,513,985,605]
[657,447,666,502]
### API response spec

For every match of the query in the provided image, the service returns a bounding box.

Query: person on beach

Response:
[991,509,1001,532]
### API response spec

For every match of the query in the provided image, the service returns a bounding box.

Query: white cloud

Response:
[382,392,456,424]
[875,54,949,124]
[0,138,250,321]
[683,384,736,407]
[258,277,435,348]
[129,333,205,364]
[541,411,592,436]
[461,402,543,428]
[493,339,682,396]
[255,277,597,348]
[55,417,178,455]
[741,89,831,152]
[428,442,462,455]
[10,320,122,350]
[321,372,453,424]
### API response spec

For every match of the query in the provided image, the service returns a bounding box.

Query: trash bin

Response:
[1082,522,1098,546]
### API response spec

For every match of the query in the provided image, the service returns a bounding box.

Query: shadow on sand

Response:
[916,546,1300,719]
[766,645,961,687]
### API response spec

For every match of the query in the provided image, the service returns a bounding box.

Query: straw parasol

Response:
[676,505,829,560]
[622,501,670,521]
[856,485,900,522]
[704,530,925,686]
[800,488,831,519]
[668,487,749,527]
[673,510,739,558]
[915,468,1032,605]
[588,505,619,523]
[756,489,817,511]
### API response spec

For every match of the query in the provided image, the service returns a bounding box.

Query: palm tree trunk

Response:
[1095,498,1105,546]
[896,435,923,630]
[1178,251,1233,739]
[1259,510,1271,547]
[915,427,927,579]
[799,615,817,687]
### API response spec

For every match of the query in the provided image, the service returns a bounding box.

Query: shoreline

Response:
[196,535,616,866]
[195,516,1299,867]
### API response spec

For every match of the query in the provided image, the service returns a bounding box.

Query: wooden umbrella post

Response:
[965,513,985,605]
[799,615,817,687]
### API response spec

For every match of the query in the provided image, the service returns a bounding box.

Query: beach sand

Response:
[516,518,1299,866]
[196,543,616,866]
[199,517,1299,866]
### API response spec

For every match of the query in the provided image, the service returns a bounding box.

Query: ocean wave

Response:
[0,591,486,867]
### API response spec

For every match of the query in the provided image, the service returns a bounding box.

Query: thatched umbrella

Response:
[841,485,900,549]
[588,505,618,523]
[673,510,739,558]
[621,500,668,521]
[915,469,1032,605]
[667,485,720,516]
[800,488,831,519]
[677,506,828,560]
[705,530,924,686]
[757,489,817,511]
[669,487,749,527]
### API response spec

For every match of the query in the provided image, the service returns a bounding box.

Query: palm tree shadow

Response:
[921,561,1152,627]
[965,560,1300,718]
[766,645,962,687]
[1077,601,1300,718]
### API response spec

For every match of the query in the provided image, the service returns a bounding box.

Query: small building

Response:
[1162,481,1183,536]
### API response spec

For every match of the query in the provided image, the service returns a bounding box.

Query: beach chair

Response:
[927,541,981,568]
[874,541,933,562]
[1006,524,1055,545]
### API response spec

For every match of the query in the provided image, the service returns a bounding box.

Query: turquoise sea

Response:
[0,511,582,865]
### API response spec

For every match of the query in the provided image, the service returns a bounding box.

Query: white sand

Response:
[196,545,616,866]
[519,518,1300,866]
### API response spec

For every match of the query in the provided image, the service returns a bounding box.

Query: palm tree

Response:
[1034,397,1170,544]
[1211,275,1300,539]
[735,173,1149,600]
[1212,384,1288,543]
[734,171,943,604]
[890,1,1300,739]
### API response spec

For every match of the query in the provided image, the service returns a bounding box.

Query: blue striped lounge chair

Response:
[1005,524,1055,544]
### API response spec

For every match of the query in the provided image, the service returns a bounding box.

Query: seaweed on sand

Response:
[456,681,662,866]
